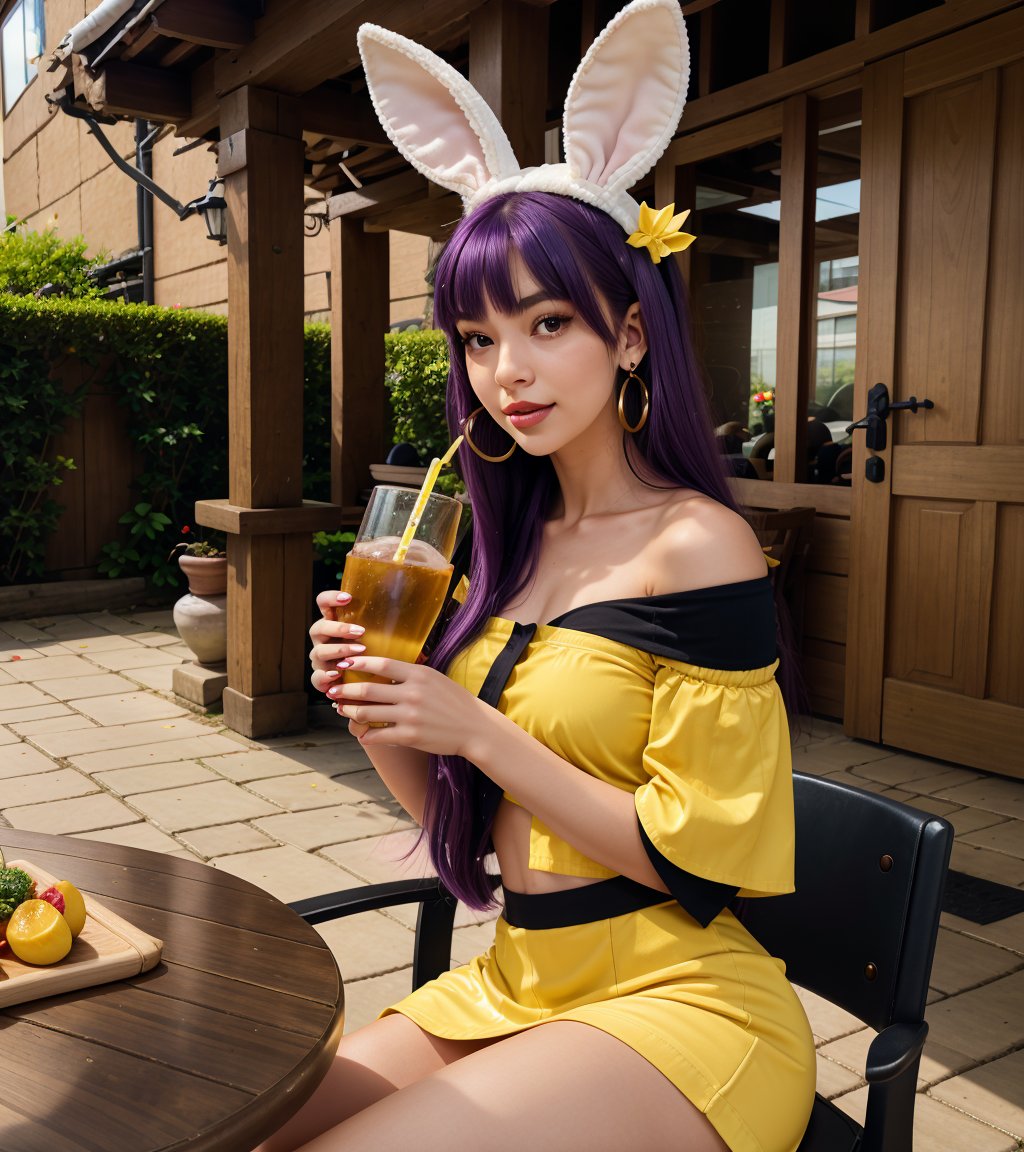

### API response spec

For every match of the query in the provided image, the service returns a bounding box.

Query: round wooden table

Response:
[0,829,345,1152]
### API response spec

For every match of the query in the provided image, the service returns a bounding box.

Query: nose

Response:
[493,336,533,390]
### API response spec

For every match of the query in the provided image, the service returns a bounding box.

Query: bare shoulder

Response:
[648,492,767,594]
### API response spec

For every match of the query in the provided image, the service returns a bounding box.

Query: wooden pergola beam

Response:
[76,58,191,121]
[300,84,389,147]
[153,0,256,49]
[214,0,486,99]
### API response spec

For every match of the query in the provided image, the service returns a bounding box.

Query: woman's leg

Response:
[254,1013,501,1152]
[291,1021,731,1152]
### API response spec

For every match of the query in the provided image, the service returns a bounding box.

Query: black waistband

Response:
[501,875,671,929]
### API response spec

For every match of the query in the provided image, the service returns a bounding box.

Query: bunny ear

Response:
[563,0,689,198]
[357,24,520,203]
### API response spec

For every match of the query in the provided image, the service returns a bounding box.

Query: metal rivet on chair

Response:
[880,854,894,872]
[865,963,878,980]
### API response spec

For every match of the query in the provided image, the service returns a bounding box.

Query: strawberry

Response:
[38,886,66,916]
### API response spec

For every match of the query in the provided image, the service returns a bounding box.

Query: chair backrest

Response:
[737,773,952,1031]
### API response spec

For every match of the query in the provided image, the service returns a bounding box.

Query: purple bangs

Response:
[421,192,751,910]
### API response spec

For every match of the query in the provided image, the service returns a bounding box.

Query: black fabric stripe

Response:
[637,820,738,928]
[471,623,538,853]
[502,875,671,929]
[546,577,777,670]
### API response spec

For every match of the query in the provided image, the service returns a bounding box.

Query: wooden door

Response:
[846,9,1024,777]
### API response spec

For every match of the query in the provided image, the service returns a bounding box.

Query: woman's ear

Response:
[618,302,648,370]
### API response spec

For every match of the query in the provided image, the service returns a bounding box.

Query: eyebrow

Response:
[456,291,558,326]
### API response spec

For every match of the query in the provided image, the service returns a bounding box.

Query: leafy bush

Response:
[0,292,454,586]
[0,217,106,299]
[385,330,450,463]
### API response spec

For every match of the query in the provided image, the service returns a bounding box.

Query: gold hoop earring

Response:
[463,406,517,463]
[618,364,650,434]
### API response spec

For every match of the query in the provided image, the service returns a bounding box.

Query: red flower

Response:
[181,525,191,534]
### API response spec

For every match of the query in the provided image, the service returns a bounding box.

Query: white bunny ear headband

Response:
[356,0,695,263]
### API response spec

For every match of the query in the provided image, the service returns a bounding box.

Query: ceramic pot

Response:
[174,555,228,666]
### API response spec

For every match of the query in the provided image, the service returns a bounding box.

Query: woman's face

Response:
[455,257,646,459]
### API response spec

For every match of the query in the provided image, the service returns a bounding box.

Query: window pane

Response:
[808,94,861,486]
[685,136,783,481]
[2,0,43,114]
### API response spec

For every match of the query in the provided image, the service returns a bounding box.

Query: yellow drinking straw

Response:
[392,435,464,563]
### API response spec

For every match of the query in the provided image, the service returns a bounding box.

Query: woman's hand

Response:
[308,589,368,696]
[328,657,492,760]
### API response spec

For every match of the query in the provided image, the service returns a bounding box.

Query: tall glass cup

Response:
[336,485,463,686]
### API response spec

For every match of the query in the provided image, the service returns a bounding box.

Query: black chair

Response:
[291,773,952,1152]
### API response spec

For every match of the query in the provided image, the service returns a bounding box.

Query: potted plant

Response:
[168,527,228,665]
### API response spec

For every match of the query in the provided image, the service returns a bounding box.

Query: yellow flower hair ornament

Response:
[627,202,696,263]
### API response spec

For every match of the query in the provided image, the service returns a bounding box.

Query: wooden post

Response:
[470,0,548,168]
[330,217,390,509]
[196,86,338,738]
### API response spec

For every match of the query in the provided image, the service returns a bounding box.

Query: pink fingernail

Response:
[327,686,339,697]
[337,592,351,602]
[336,660,351,670]
[348,625,365,636]
[348,644,366,653]
[324,670,340,679]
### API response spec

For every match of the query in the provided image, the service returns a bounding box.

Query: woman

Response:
[263,6,815,1150]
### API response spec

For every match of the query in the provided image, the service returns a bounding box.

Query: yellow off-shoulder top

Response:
[445,575,794,921]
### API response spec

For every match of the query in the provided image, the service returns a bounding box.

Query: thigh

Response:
[293,1021,731,1152]
[254,1012,500,1152]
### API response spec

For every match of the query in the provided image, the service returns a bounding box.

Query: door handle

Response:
[846,383,934,452]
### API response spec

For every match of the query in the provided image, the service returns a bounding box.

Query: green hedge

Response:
[0,296,452,587]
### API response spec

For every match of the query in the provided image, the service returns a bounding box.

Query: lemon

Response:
[53,880,87,937]
[7,899,73,965]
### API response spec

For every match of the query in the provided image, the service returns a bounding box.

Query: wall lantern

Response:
[188,179,227,245]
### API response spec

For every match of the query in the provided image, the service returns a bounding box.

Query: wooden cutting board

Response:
[0,859,163,1008]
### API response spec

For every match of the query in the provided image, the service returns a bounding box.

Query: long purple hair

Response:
[424,192,743,908]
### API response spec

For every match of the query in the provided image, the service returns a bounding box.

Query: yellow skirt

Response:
[382,894,815,1152]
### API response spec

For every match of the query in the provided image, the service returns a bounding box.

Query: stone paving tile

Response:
[0,683,54,712]
[44,673,140,701]
[236,739,371,778]
[210,843,364,903]
[910,767,985,795]
[818,769,890,793]
[123,665,179,693]
[958,912,1024,956]
[175,822,278,859]
[31,716,218,757]
[851,753,960,788]
[313,909,416,983]
[0,742,62,777]
[791,741,895,773]
[68,733,242,772]
[3,655,111,682]
[833,1087,1018,1151]
[70,691,189,726]
[821,1023,978,1089]
[84,647,185,671]
[815,1054,865,1100]
[342,969,415,1034]
[127,780,281,831]
[930,928,1024,995]
[247,769,393,811]
[0,726,21,745]
[0,703,74,724]
[0,621,52,642]
[924,971,1024,1061]
[960,820,1024,860]
[0,667,15,685]
[81,613,148,636]
[945,807,1013,838]
[938,779,1024,821]
[0,643,70,661]
[124,609,176,628]
[123,631,181,648]
[200,749,312,782]
[93,760,220,796]
[951,842,1024,888]
[37,616,117,641]
[77,822,186,855]
[252,803,414,851]
[1,767,97,808]
[5,792,140,834]
[9,715,97,737]
[929,1048,1024,1139]
[54,634,152,654]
